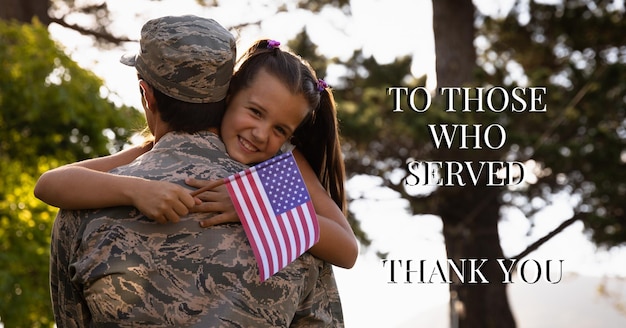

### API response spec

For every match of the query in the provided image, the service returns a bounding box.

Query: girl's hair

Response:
[229,39,346,213]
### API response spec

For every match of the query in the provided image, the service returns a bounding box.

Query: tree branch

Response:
[49,17,133,44]
[49,16,265,45]
[509,214,582,264]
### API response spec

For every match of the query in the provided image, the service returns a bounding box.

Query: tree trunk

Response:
[432,0,476,87]
[0,0,50,24]
[432,1,516,327]
[440,185,516,328]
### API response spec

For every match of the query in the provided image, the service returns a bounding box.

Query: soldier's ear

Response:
[139,80,155,112]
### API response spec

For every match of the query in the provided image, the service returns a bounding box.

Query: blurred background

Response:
[1,0,625,327]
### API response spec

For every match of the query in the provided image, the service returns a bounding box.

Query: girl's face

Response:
[221,68,310,164]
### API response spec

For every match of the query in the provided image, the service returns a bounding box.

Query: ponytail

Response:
[292,87,346,214]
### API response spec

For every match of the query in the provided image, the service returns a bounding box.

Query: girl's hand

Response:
[186,178,240,227]
[130,179,199,224]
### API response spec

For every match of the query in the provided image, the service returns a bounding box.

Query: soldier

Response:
[38,15,348,327]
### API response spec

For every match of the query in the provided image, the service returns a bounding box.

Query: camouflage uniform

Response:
[50,131,344,327]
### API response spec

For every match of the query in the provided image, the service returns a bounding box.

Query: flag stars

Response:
[257,153,311,215]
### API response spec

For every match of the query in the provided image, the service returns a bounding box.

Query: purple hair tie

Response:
[267,40,281,49]
[317,79,328,92]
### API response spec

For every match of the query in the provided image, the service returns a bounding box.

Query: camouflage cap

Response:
[120,15,235,103]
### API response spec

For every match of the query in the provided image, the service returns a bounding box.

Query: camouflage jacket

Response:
[49,131,344,327]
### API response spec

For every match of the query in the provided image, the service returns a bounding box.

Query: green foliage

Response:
[335,0,626,250]
[0,158,57,328]
[0,19,144,163]
[296,0,350,13]
[335,51,428,163]
[0,19,144,327]
[478,0,626,247]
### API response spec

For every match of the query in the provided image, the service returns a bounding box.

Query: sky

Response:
[46,0,626,326]
[48,0,437,110]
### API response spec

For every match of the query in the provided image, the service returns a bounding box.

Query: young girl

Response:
[35,39,358,269]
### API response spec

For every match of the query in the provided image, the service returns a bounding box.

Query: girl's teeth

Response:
[240,137,256,151]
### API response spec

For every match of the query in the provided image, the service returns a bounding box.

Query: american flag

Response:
[224,152,320,282]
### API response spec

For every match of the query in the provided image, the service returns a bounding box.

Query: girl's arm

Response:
[188,150,359,269]
[293,150,358,269]
[34,144,197,223]
[72,143,153,172]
